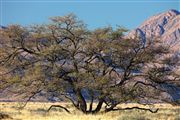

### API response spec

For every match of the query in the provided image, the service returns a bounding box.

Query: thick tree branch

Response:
[47,105,71,113]
[105,106,159,113]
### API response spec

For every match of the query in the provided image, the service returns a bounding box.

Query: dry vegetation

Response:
[0,102,179,120]
[1,14,180,115]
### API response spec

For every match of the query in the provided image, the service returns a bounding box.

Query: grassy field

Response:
[0,102,179,120]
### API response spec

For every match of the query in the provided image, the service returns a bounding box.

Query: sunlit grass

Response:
[0,102,179,120]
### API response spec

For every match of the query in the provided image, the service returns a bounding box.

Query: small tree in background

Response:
[0,14,179,114]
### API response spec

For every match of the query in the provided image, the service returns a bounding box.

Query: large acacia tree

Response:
[0,14,179,114]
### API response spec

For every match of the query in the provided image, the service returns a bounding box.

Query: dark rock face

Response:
[160,84,180,101]
[0,25,6,29]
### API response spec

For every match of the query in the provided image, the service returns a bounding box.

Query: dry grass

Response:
[0,102,179,120]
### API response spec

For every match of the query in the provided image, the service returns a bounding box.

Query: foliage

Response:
[0,14,179,114]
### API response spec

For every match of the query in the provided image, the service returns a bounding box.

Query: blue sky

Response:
[0,0,179,30]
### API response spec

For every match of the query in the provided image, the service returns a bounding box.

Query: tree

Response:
[0,14,179,114]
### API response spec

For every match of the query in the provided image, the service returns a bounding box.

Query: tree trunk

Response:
[92,99,104,114]
[76,89,87,113]
[89,95,94,112]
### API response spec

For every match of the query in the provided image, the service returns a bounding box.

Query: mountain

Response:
[127,9,180,102]
[127,9,180,52]
[127,9,180,71]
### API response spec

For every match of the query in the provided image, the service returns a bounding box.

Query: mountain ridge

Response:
[127,9,180,48]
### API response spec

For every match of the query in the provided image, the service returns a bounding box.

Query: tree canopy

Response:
[0,14,179,114]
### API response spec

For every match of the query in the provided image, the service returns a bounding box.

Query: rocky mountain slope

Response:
[127,9,180,74]
[128,10,179,41]
[127,9,180,102]
[129,9,180,64]
[128,9,180,53]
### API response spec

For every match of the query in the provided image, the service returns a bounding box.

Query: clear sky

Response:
[0,0,179,30]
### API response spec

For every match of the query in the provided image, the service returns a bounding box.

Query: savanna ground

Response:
[0,102,179,120]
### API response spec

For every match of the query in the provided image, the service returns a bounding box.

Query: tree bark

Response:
[105,106,159,113]
[89,95,94,112]
[92,99,104,114]
[47,105,71,113]
[76,89,87,113]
